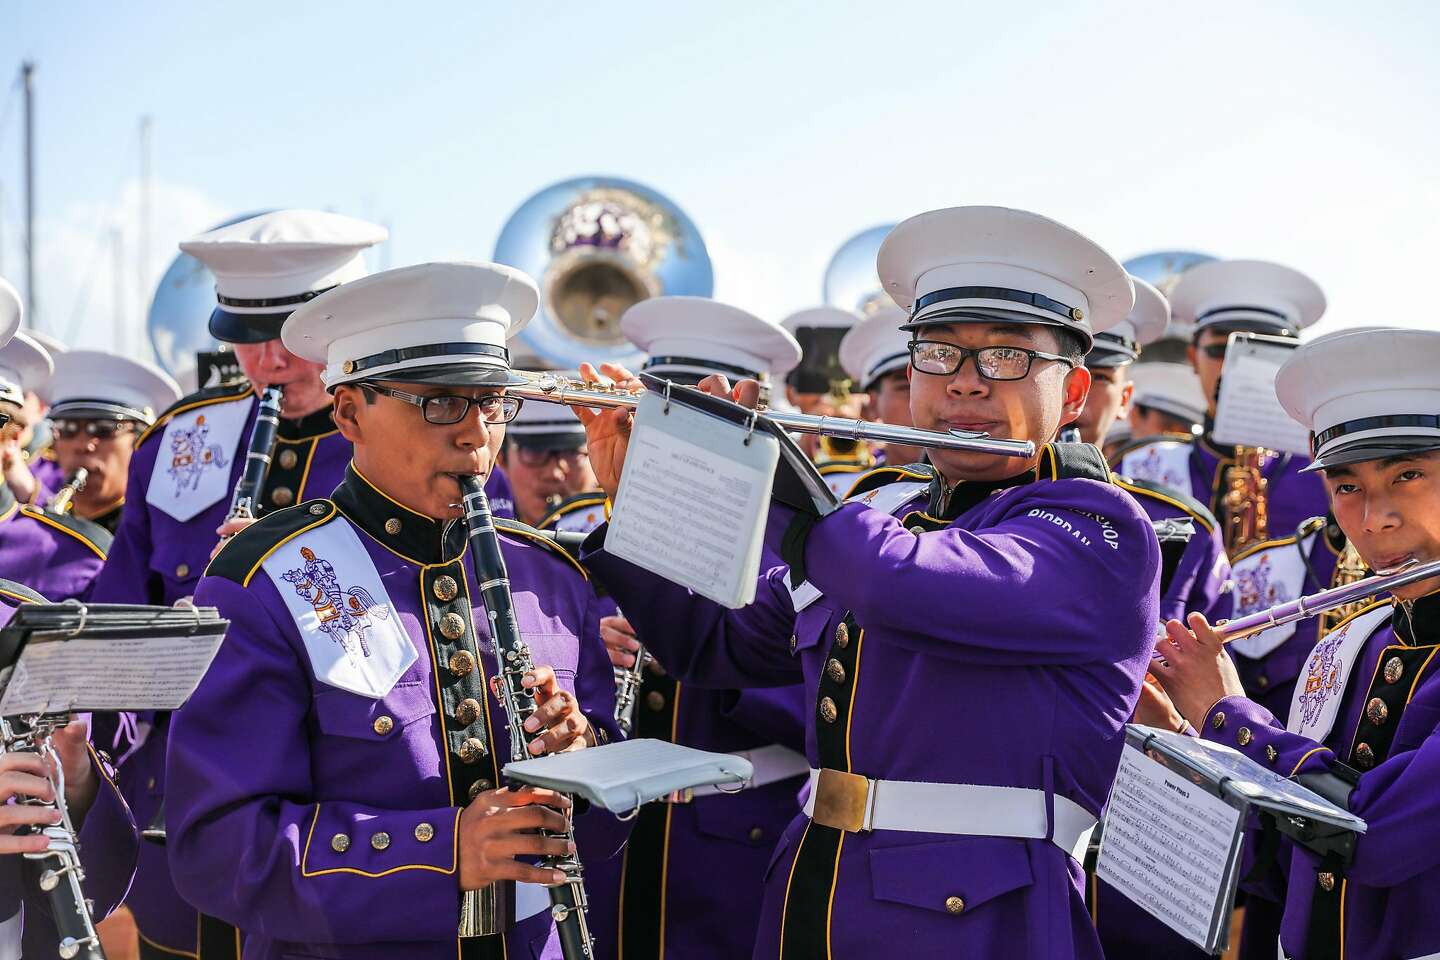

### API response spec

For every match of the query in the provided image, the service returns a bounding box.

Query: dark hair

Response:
[1050,327,1088,365]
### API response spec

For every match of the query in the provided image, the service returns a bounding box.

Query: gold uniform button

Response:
[1317,871,1336,892]
[789,635,798,654]
[1257,675,1270,689]
[819,696,838,723]
[458,737,487,764]
[945,895,965,915]
[748,826,764,842]
[175,563,190,579]
[1384,656,1404,684]
[1210,711,1226,730]
[342,359,356,375]
[449,650,476,677]
[370,831,391,851]
[455,698,482,726]
[646,691,667,712]
[1236,727,1253,747]
[372,715,394,736]
[414,822,435,843]
[331,833,351,853]
[384,517,402,535]
[1366,697,1389,726]
[439,612,467,640]
[277,449,299,470]
[146,776,158,791]
[825,658,847,684]
[1354,743,1376,769]
[469,778,494,799]
[1265,745,1278,763]
[433,575,459,602]
[834,622,850,649]
[908,525,926,536]
[309,503,328,516]
[270,486,295,507]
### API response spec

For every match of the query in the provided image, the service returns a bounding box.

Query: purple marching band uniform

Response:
[583,445,1160,959]
[0,481,111,602]
[539,490,810,960]
[167,466,627,959]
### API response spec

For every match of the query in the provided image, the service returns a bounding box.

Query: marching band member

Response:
[39,350,182,533]
[837,305,923,471]
[587,297,810,960]
[578,206,1161,959]
[82,209,386,960]
[0,280,111,602]
[167,260,626,959]
[1123,361,1207,442]
[780,306,867,472]
[1113,260,1329,546]
[1148,326,1440,960]
[502,398,598,528]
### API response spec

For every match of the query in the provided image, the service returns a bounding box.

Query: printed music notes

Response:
[1211,333,1309,454]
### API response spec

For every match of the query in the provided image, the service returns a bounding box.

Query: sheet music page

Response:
[606,391,778,608]
[0,631,225,715]
[1097,745,1244,952]
[1211,334,1309,454]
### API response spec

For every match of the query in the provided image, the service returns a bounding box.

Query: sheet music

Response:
[0,632,225,715]
[1211,334,1309,454]
[1097,746,1243,952]
[606,391,778,608]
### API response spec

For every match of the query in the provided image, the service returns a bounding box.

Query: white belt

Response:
[665,744,810,803]
[801,769,1097,862]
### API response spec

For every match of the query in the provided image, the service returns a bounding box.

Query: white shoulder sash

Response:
[1228,532,1315,659]
[1285,605,1391,741]
[145,396,252,522]
[1119,441,1193,497]
[262,520,418,698]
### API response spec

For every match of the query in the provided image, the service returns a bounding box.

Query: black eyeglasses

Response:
[908,340,1076,381]
[1199,343,1230,360]
[361,383,523,425]
[514,446,589,468]
[54,419,140,440]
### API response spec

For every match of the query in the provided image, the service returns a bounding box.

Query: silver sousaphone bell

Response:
[1122,250,1218,361]
[823,223,897,319]
[493,176,714,371]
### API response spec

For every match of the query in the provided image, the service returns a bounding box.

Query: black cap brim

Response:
[1302,437,1440,472]
[208,307,288,344]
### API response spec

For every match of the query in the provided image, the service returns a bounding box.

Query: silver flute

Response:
[510,372,1037,459]
[1217,558,1440,643]
[1,714,105,959]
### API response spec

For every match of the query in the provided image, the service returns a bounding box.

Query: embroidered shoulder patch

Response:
[146,396,250,521]
[1285,604,1391,740]
[1228,534,1313,659]
[1119,441,1192,495]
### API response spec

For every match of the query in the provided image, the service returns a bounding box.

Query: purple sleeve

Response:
[1160,521,1234,625]
[801,483,1161,666]
[583,532,803,690]
[90,439,159,605]
[167,575,464,943]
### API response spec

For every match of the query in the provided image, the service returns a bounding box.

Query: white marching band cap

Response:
[282,261,539,390]
[1276,326,1440,472]
[839,306,911,392]
[1088,277,1169,367]
[27,329,68,356]
[0,276,21,353]
[1171,259,1324,338]
[1127,362,1207,428]
[0,331,52,407]
[43,351,182,426]
[181,210,389,344]
[507,375,586,449]
[622,296,802,382]
[877,206,1135,349]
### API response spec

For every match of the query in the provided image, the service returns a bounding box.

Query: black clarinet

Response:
[2,714,106,959]
[144,383,285,847]
[228,384,285,522]
[457,475,592,959]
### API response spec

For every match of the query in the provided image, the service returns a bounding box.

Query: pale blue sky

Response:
[3,0,1438,359]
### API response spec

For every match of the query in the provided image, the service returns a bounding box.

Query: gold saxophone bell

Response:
[1321,538,1371,634]
[49,468,89,517]
[1222,446,1270,555]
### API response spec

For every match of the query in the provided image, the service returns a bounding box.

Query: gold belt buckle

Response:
[811,768,873,833]
[663,787,695,804]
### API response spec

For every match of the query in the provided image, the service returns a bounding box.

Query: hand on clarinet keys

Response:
[1148,612,1248,730]
[0,752,64,854]
[521,666,593,754]
[458,787,574,890]
[601,614,641,669]
[211,516,260,560]
[575,361,643,499]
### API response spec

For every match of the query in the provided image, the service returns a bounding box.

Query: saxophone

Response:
[1,714,105,959]
[49,468,89,516]
[1222,446,1270,554]
[1321,538,1370,634]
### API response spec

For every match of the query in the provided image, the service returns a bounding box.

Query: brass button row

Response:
[271,486,295,508]
[439,612,466,640]
[449,650,475,677]
[1365,697,1389,727]
[819,696,838,724]
[1354,743,1375,769]
[384,517,402,535]
[1236,727,1252,747]
[1210,711,1225,730]
[433,575,458,602]
[330,827,430,852]
[1384,656,1404,685]
[277,449,298,470]
[455,697,482,727]
[468,778,494,800]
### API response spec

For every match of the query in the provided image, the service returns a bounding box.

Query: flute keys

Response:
[433,575,459,602]
[439,612,467,640]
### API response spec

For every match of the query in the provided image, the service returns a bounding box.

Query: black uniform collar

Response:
[332,463,466,565]
[927,464,1036,520]
[277,403,338,441]
[1395,591,1440,647]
